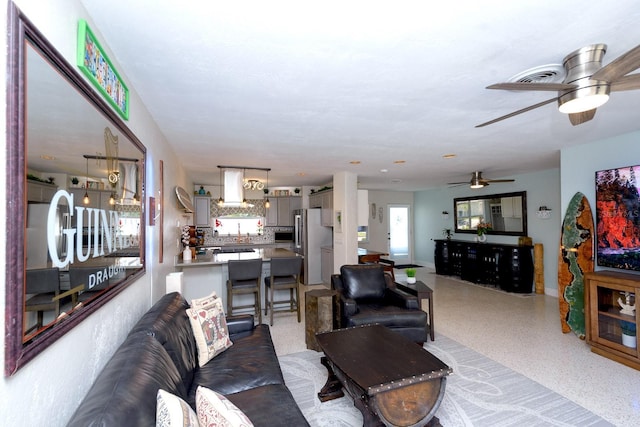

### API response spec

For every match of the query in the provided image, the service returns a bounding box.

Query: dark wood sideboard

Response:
[434,239,534,293]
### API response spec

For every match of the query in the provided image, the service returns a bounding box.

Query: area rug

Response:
[279,334,611,427]
[394,263,424,269]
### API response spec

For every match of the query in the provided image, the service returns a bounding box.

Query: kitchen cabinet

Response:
[194,196,211,227]
[434,239,533,293]
[27,180,57,203]
[321,246,334,285]
[70,188,112,209]
[309,192,322,208]
[266,196,301,226]
[266,198,279,226]
[320,191,333,226]
[501,196,523,218]
[585,271,640,370]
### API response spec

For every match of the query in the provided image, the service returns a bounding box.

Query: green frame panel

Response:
[76,20,129,120]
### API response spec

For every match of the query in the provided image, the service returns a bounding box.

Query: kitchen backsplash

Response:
[197,225,293,246]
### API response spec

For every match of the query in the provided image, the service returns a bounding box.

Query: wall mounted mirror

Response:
[453,191,528,236]
[5,4,146,376]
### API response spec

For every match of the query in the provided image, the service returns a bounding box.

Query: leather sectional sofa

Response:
[67,292,309,426]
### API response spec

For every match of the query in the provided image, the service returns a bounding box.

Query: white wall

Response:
[0,1,192,425]
[413,169,561,295]
[360,190,414,256]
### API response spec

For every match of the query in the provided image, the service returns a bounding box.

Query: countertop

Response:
[175,247,300,268]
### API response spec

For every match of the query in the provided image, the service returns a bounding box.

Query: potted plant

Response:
[294,188,300,194]
[476,221,492,242]
[70,176,79,187]
[621,320,636,348]
[405,268,417,284]
[442,228,452,240]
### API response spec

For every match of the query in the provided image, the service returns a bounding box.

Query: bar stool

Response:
[227,259,263,324]
[264,256,303,326]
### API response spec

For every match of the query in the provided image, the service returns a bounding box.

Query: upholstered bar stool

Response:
[227,259,263,324]
[264,256,303,326]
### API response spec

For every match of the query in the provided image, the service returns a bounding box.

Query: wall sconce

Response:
[536,206,552,219]
[441,211,449,220]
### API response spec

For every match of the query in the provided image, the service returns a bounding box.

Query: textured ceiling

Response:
[78,0,640,190]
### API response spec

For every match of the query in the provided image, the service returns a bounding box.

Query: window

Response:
[214,217,264,236]
[357,226,368,242]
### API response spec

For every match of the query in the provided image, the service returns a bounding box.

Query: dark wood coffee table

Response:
[316,324,451,426]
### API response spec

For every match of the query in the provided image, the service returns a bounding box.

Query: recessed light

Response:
[380,169,388,173]
[393,160,406,164]
[350,160,361,164]
[391,179,402,183]
[40,154,55,160]
[442,154,456,159]
[297,172,306,176]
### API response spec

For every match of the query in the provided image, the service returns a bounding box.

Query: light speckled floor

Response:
[269,268,640,426]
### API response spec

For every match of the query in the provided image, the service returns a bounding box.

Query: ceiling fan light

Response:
[558,85,610,114]
[470,182,484,189]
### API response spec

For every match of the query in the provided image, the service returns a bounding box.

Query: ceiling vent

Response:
[508,64,565,84]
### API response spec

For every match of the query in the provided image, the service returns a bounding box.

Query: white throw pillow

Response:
[196,386,254,427]
[186,296,233,367]
[156,389,199,427]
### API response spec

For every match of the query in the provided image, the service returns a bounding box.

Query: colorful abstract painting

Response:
[76,20,129,120]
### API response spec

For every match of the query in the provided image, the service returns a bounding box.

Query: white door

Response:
[387,204,411,264]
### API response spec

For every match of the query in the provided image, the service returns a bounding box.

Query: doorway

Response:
[388,204,411,264]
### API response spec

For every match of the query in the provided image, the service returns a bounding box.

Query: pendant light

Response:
[217,166,224,206]
[109,192,116,205]
[83,156,90,205]
[264,170,270,208]
[241,168,247,208]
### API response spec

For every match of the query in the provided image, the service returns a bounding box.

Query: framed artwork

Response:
[76,20,129,120]
[159,160,164,263]
[148,196,156,226]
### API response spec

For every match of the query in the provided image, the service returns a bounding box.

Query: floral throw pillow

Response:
[196,386,253,427]
[190,291,218,309]
[156,389,199,427]
[186,296,233,367]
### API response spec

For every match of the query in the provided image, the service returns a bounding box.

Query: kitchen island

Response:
[174,247,302,314]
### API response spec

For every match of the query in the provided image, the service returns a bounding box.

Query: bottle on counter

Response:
[183,247,192,263]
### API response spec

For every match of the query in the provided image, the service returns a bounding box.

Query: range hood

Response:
[223,169,245,206]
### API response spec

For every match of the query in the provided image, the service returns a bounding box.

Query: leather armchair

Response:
[332,264,428,344]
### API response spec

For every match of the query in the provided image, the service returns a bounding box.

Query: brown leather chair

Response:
[332,264,428,344]
[25,267,61,333]
[264,256,303,326]
[227,258,262,324]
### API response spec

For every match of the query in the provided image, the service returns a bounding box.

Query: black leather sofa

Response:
[67,292,309,426]
[332,264,429,344]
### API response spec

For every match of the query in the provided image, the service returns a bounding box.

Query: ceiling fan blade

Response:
[446,181,469,185]
[611,73,640,91]
[485,179,515,183]
[475,97,558,128]
[592,44,640,82]
[568,109,596,126]
[487,82,576,91]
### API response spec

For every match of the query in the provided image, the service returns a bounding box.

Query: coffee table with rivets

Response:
[316,324,451,427]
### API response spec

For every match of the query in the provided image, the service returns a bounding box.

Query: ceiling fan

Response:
[476,43,640,128]
[448,171,515,189]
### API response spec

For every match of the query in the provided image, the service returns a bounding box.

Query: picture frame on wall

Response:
[76,20,129,120]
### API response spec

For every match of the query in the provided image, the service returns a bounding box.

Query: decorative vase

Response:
[477,234,487,243]
[622,333,636,348]
[407,277,416,284]
[182,247,192,263]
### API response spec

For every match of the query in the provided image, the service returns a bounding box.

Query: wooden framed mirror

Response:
[453,191,528,236]
[5,4,146,376]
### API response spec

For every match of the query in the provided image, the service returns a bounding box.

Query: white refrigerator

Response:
[293,209,332,285]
